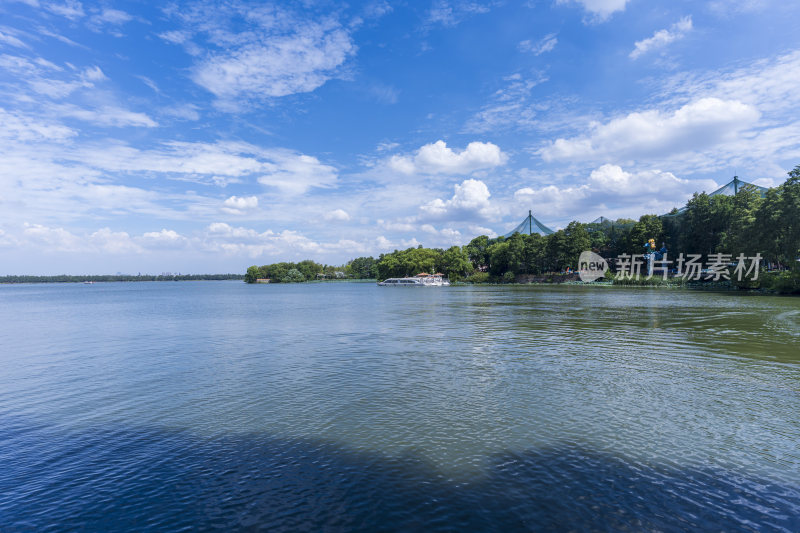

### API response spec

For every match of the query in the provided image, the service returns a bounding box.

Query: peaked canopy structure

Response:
[662,176,769,217]
[708,175,768,198]
[503,210,555,238]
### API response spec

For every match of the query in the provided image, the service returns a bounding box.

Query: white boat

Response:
[378,273,450,287]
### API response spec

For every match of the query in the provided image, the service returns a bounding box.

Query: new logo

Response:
[578,251,608,282]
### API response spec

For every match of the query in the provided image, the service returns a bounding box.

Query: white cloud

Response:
[136,75,160,93]
[323,208,350,221]
[0,108,76,141]
[463,73,548,134]
[421,223,461,240]
[660,50,800,117]
[514,164,719,221]
[138,229,187,249]
[194,31,354,101]
[420,178,500,222]
[388,140,507,175]
[91,8,133,25]
[707,0,770,15]
[630,17,692,60]
[72,141,336,194]
[201,222,331,257]
[557,0,629,21]
[89,227,141,254]
[257,151,338,194]
[36,28,85,48]
[46,1,85,20]
[20,223,143,255]
[0,126,341,228]
[519,33,558,56]
[14,224,190,255]
[375,235,396,250]
[162,103,200,121]
[222,195,259,214]
[376,141,399,152]
[425,1,492,28]
[468,224,497,238]
[0,54,54,75]
[533,49,800,176]
[440,227,461,239]
[158,30,191,45]
[22,222,82,251]
[223,196,258,209]
[5,218,382,265]
[361,1,393,20]
[0,30,30,49]
[82,65,107,81]
[27,78,87,98]
[211,175,241,188]
[540,97,760,162]
[0,53,156,127]
[52,103,157,127]
[377,219,416,232]
[177,5,356,106]
[11,60,106,98]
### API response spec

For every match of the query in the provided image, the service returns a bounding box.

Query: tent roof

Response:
[661,176,768,217]
[503,210,554,238]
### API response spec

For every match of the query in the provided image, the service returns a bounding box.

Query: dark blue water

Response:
[1,281,799,531]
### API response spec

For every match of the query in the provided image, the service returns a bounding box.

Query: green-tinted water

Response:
[1,282,798,530]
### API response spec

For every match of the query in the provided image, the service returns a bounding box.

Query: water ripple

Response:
[0,282,798,530]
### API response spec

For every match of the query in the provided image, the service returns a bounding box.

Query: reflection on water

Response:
[1,282,798,530]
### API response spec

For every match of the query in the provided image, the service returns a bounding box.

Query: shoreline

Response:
[457,277,798,296]
[4,276,796,295]
[0,274,244,284]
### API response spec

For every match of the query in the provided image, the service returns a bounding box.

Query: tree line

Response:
[244,259,371,283]
[246,166,800,289]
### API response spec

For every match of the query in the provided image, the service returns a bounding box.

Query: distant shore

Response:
[0,274,244,284]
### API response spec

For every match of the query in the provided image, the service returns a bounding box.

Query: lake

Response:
[1,281,798,531]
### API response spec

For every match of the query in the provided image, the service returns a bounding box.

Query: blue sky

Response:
[2,0,800,274]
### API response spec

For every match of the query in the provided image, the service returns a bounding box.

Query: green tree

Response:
[504,232,527,274]
[347,256,378,279]
[263,262,293,282]
[295,260,323,280]
[761,166,800,267]
[682,193,733,254]
[588,228,608,252]
[244,265,261,283]
[559,221,591,270]
[627,214,664,254]
[376,252,400,280]
[545,230,567,272]
[281,268,305,283]
[439,246,473,281]
[488,241,510,276]
[720,187,762,255]
[464,235,490,270]
[523,233,547,274]
[779,166,800,267]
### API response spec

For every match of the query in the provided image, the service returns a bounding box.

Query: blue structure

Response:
[503,210,555,239]
[662,176,768,217]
